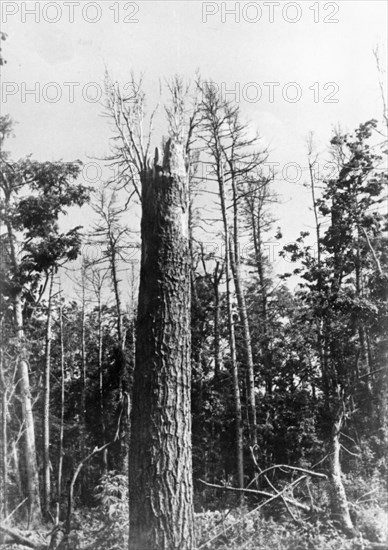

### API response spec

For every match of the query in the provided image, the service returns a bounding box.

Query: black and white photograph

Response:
[0,1,387,549]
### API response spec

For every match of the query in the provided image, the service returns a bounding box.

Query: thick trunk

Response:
[328,409,354,535]
[129,140,194,550]
[43,272,54,517]
[14,294,42,525]
[6,215,41,523]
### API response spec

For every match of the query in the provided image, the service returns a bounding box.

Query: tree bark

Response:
[229,238,257,448]
[212,263,223,379]
[55,291,65,525]
[0,333,8,535]
[97,291,108,473]
[218,164,244,490]
[128,140,194,550]
[219,189,244,487]
[229,172,258,450]
[14,294,42,526]
[5,209,41,524]
[43,271,54,518]
[328,407,355,535]
[79,266,88,500]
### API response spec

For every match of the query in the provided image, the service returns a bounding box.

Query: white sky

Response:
[1,0,387,286]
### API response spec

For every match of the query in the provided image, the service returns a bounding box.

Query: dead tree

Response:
[105,75,198,550]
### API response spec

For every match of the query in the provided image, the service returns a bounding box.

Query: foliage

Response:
[194,506,373,550]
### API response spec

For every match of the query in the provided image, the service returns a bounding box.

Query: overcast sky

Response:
[1,0,387,280]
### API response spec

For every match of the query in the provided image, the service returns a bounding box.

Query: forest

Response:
[0,32,387,550]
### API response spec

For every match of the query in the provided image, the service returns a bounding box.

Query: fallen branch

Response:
[65,409,123,534]
[4,497,28,522]
[250,461,327,480]
[0,523,44,549]
[197,476,310,550]
[248,449,300,523]
[65,440,113,533]
[198,477,311,512]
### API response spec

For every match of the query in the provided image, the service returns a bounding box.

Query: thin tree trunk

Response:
[109,234,129,471]
[255,211,273,396]
[230,173,257,450]
[218,165,244,489]
[129,139,194,550]
[55,290,65,525]
[43,271,54,518]
[328,407,355,534]
[97,292,108,473]
[79,270,87,498]
[110,242,124,351]
[0,335,8,534]
[229,239,257,449]
[213,263,223,379]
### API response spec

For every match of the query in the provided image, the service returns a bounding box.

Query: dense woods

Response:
[0,55,387,550]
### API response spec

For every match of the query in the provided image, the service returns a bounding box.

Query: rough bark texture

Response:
[328,409,355,535]
[128,140,194,550]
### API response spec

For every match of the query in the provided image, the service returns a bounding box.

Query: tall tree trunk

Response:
[14,294,42,526]
[5,214,41,524]
[97,292,108,473]
[255,212,272,396]
[79,271,87,498]
[218,166,244,489]
[0,334,8,532]
[56,290,65,525]
[109,241,124,352]
[213,263,223,379]
[328,406,355,534]
[229,241,257,449]
[225,255,244,490]
[129,140,194,550]
[109,235,129,471]
[43,271,54,518]
[230,174,257,450]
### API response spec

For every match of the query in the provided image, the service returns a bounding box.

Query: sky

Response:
[0,0,387,287]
